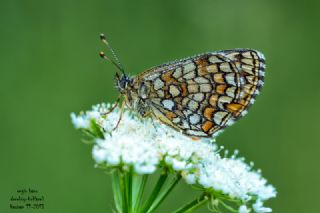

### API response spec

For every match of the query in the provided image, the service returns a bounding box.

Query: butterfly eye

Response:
[115,75,130,93]
[121,76,126,88]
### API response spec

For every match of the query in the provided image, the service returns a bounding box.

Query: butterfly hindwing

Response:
[134,49,265,137]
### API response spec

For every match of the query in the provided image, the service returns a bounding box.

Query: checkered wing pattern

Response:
[137,49,265,137]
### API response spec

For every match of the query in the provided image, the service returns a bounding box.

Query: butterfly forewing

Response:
[133,49,265,137]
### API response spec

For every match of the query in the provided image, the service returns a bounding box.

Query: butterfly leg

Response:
[149,117,160,134]
[102,95,121,116]
[113,100,125,131]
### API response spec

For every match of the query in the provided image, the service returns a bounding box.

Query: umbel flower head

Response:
[71,103,276,213]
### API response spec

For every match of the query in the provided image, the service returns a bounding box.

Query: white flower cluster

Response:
[71,103,276,212]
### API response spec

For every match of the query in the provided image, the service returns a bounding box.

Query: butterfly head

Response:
[115,73,139,109]
[115,73,132,94]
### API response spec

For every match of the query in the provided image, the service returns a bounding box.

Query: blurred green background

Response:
[1,0,319,212]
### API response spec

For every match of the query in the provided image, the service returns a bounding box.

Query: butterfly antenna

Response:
[99,33,125,75]
[99,51,124,73]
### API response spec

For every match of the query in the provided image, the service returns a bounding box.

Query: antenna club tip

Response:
[100,33,106,41]
[99,51,105,58]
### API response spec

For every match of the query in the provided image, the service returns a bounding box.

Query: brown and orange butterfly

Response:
[99,34,265,138]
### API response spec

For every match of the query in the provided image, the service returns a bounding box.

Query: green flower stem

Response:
[119,170,128,213]
[126,169,133,213]
[140,171,169,213]
[218,199,237,212]
[173,192,209,213]
[133,175,148,213]
[111,171,122,212]
[147,175,181,213]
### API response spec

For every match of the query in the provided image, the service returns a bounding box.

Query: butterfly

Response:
[99,34,265,138]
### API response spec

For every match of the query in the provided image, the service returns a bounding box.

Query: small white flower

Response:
[183,173,196,184]
[134,164,157,174]
[71,103,277,210]
[239,205,251,213]
[70,112,90,129]
[252,199,272,213]
[171,159,187,171]
[92,146,107,163]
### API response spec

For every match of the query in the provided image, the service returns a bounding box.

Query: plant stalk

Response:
[147,175,181,213]
[140,171,168,213]
[173,192,209,213]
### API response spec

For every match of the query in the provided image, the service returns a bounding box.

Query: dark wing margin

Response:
[222,49,265,118]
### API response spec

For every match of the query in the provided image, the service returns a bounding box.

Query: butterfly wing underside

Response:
[137,49,265,137]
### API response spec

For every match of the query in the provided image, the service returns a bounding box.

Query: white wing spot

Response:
[162,99,175,110]
[213,111,228,125]
[173,67,182,78]
[199,84,212,93]
[257,51,265,60]
[172,117,181,124]
[242,51,252,58]
[241,110,248,116]
[154,78,164,90]
[194,77,209,83]
[219,62,233,72]
[184,71,196,79]
[242,65,254,75]
[225,73,236,86]
[226,87,236,98]
[192,93,204,102]
[188,100,199,111]
[209,55,224,63]
[145,73,160,81]
[189,114,200,124]
[226,119,235,126]
[181,120,190,129]
[183,62,196,74]
[157,90,164,98]
[169,85,180,97]
[241,58,254,66]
